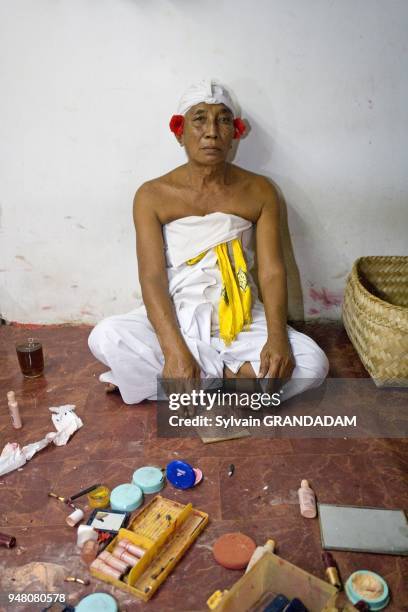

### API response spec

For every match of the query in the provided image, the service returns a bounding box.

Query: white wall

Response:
[1,0,407,324]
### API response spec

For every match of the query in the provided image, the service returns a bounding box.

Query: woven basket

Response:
[342,256,408,387]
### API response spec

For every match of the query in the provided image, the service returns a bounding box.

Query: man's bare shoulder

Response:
[137,166,185,193]
[230,165,280,211]
[134,167,191,227]
[133,167,186,210]
[133,179,160,224]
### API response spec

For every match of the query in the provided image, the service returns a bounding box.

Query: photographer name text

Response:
[168,415,357,428]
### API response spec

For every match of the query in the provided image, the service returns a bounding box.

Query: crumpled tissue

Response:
[0,405,83,476]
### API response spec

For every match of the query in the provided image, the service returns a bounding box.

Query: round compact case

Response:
[132,466,165,494]
[110,483,143,512]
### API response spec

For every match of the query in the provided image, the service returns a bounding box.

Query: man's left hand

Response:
[258,333,295,381]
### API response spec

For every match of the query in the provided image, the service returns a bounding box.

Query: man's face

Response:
[181,103,234,164]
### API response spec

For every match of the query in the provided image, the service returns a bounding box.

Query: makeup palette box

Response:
[90,495,208,601]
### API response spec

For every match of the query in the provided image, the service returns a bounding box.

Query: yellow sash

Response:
[186,238,252,344]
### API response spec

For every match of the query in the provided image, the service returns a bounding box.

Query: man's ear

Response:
[169,115,184,142]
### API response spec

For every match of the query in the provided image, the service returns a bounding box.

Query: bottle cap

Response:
[110,483,143,511]
[166,460,196,489]
[132,466,165,494]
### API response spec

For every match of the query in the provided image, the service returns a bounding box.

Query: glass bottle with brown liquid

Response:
[16,338,44,378]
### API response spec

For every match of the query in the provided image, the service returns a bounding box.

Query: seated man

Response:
[88,79,329,404]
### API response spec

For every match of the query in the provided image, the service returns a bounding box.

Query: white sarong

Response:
[89,213,329,404]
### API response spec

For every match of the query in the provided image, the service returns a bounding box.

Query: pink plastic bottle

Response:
[7,391,22,429]
[298,479,317,518]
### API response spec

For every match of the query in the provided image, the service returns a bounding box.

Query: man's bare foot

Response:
[105,383,119,394]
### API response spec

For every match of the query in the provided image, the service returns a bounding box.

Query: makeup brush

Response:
[68,483,101,502]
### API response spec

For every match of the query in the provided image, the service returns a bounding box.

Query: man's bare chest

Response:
[160,186,260,224]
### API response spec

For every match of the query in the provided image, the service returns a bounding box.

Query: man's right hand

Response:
[161,348,202,402]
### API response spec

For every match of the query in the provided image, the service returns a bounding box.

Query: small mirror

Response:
[318,504,408,555]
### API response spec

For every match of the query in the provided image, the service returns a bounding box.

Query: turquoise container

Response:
[75,592,118,612]
[345,571,389,611]
[110,483,143,512]
[132,466,165,494]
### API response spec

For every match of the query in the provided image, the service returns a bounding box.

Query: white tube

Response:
[66,508,84,527]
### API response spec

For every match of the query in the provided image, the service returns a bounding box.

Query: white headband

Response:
[177,79,238,116]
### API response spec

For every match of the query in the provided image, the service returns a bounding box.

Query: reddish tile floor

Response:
[0,324,406,611]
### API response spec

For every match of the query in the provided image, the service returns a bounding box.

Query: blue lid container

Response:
[132,466,165,494]
[166,460,196,489]
[285,598,307,612]
[75,592,118,612]
[345,571,389,611]
[264,594,290,612]
[110,483,143,512]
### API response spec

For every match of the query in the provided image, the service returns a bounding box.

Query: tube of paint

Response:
[112,547,140,567]
[0,531,17,548]
[298,479,317,518]
[66,508,84,527]
[245,539,275,573]
[76,525,98,549]
[322,552,342,590]
[90,558,122,580]
[7,391,22,429]
[99,550,129,573]
[117,538,145,558]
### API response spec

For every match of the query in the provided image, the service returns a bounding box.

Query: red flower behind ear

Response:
[233,117,246,139]
[169,114,184,136]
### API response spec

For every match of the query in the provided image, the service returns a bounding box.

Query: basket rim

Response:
[356,255,408,263]
[350,257,408,315]
[343,292,408,332]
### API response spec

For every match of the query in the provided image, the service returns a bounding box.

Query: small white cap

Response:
[66,508,84,527]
